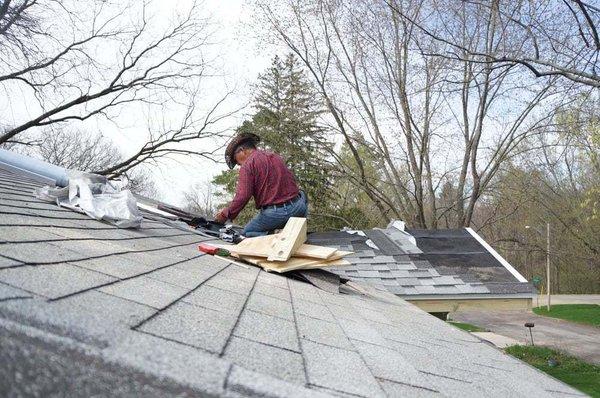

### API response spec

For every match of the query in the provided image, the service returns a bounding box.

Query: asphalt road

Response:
[451,309,600,364]
[542,295,600,305]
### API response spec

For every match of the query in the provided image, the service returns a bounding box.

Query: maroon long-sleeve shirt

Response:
[222,149,300,220]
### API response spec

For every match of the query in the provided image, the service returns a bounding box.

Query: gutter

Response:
[400,293,535,300]
[0,148,69,187]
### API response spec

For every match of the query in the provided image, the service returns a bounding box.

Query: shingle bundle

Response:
[224,218,351,273]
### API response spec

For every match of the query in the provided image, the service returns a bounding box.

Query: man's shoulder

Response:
[248,149,280,163]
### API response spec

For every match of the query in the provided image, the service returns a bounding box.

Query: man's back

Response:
[243,149,299,208]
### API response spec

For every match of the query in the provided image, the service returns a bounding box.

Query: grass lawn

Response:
[447,321,486,332]
[506,345,600,397]
[533,304,600,327]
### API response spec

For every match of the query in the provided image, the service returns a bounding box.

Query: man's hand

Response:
[214,209,227,224]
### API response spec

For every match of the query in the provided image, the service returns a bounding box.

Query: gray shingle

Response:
[223,336,305,384]
[54,290,155,327]
[301,340,385,397]
[172,258,228,276]
[432,285,461,294]
[384,338,477,381]
[181,284,246,315]
[380,277,399,286]
[138,301,236,353]
[106,332,231,396]
[354,307,396,326]
[335,317,387,346]
[423,371,487,398]
[206,273,255,295]
[99,276,188,309]
[296,315,352,349]
[253,281,291,302]
[0,225,65,242]
[233,309,299,352]
[0,242,89,264]
[73,255,154,279]
[256,271,289,289]
[397,278,420,286]
[0,281,32,300]
[145,263,219,289]
[408,270,438,278]
[378,379,442,397]
[0,263,116,299]
[215,262,258,281]
[246,291,293,320]
[225,366,328,398]
[389,270,411,278]
[415,285,436,294]
[292,298,332,321]
[358,270,381,278]
[323,303,360,321]
[0,255,22,268]
[288,279,323,304]
[372,264,392,271]
[352,340,431,388]
[431,276,460,286]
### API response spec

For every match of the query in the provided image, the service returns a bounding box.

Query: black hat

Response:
[225,133,260,169]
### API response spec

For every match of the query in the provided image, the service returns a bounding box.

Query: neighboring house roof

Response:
[0,166,581,397]
[309,224,534,300]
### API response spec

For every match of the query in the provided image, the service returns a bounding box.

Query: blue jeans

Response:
[243,192,308,237]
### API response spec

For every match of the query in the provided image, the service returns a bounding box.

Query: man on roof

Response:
[214,133,308,237]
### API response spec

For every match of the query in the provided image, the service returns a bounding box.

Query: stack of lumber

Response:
[218,217,351,273]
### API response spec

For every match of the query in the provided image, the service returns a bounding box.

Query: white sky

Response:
[125,0,275,205]
[0,0,277,207]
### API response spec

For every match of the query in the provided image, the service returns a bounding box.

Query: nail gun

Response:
[219,224,244,244]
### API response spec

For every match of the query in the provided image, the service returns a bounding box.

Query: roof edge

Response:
[400,293,535,300]
[465,227,528,283]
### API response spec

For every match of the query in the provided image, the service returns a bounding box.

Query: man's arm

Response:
[215,165,253,222]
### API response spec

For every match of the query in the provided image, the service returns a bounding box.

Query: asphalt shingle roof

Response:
[310,226,535,298]
[0,166,583,397]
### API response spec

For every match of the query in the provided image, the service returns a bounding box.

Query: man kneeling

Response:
[214,133,308,237]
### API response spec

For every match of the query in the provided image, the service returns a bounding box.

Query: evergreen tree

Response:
[213,54,334,228]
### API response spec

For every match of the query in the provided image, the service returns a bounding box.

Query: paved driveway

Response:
[451,310,600,364]
[545,295,600,305]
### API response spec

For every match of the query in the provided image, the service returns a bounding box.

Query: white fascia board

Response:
[465,227,528,283]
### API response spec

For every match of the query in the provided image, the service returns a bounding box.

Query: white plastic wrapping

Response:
[34,171,143,228]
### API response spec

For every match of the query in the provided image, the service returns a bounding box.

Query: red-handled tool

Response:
[198,243,231,257]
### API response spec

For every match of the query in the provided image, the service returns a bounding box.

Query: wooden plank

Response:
[259,257,350,274]
[267,217,307,262]
[221,236,338,260]
[295,244,337,259]
[212,255,250,269]
[238,253,351,273]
